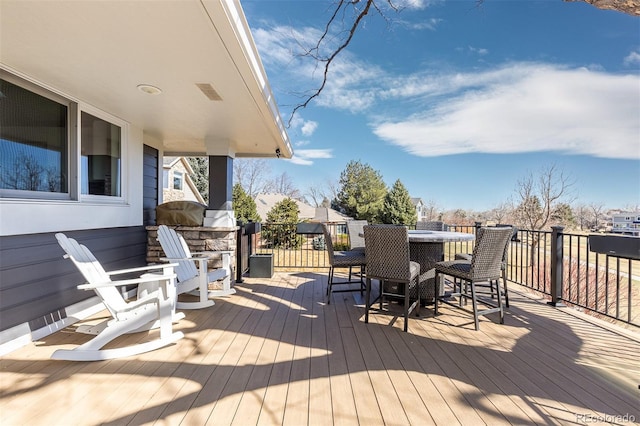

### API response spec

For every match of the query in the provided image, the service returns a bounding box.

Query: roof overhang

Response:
[0,0,292,159]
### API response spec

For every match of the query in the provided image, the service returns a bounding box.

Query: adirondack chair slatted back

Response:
[157,226,198,283]
[55,233,127,316]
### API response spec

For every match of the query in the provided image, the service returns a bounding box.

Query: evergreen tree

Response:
[232,183,261,224]
[186,157,209,203]
[381,179,417,225]
[552,202,576,228]
[262,197,302,248]
[335,160,387,223]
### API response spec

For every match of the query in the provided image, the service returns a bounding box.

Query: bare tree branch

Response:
[288,0,638,125]
[288,0,378,126]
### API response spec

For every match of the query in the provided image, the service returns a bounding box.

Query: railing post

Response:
[548,225,566,307]
[236,225,245,283]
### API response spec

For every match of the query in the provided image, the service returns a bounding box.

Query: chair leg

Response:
[365,277,371,324]
[434,272,439,315]
[502,269,510,308]
[470,281,480,331]
[415,278,421,318]
[404,286,410,332]
[496,279,505,324]
[327,266,334,304]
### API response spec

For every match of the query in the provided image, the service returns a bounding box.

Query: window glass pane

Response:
[0,79,68,193]
[81,112,121,196]
[173,172,183,190]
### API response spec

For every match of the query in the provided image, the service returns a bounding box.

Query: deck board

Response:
[1,271,639,426]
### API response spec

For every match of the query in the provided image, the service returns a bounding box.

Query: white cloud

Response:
[394,0,436,9]
[289,114,318,138]
[372,63,640,160]
[253,24,639,161]
[287,149,334,166]
[400,17,442,31]
[623,50,640,67]
[301,120,318,136]
[253,23,385,112]
[468,46,489,55]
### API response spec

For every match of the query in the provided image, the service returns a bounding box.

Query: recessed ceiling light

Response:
[137,84,162,95]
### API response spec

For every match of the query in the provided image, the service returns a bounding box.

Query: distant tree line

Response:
[187,156,633,233]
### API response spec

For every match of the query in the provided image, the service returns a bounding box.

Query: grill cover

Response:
[156,201,206,226]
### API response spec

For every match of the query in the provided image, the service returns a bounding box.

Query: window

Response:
[0,78,69,197]
[81,112,121,197]
[173,171,183,190]
[1,72,125,201]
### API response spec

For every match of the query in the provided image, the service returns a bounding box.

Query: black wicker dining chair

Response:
[364,224,422,332]
[434,227,513,331]
[415,221,446,231]
[454,225,517,307]
[322,223,367,304]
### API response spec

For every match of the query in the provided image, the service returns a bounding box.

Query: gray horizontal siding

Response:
[0,226,148,332]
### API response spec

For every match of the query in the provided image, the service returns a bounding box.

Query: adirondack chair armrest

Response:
[191,250,234,257]
[77,273,177,290]
[188,251,232,275]
[106,263,179,276]
[160,256,196,262]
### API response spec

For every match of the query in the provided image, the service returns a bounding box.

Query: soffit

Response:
[0,0,292,158]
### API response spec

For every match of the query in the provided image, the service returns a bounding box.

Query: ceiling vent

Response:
[196,83,223,101]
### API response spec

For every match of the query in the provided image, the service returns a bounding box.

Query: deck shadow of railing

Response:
[2,271,638,424]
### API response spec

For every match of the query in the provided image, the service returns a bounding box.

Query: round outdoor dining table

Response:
[407,230,475,304]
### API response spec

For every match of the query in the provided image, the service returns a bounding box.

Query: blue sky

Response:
[242,0,640,212]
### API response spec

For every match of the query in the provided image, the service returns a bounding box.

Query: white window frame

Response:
[173,171,183,190]
[0,70,127,205]
[77,104,127,204]
[0,70,77,201]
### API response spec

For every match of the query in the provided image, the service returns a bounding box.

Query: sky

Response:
[241,0,640,212]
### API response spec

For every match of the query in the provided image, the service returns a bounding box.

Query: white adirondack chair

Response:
[52,233,184,361]
[157,225,235,310]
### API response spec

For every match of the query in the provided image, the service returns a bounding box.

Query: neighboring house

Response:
[412,197,428,222]
[254,193,351,223]
[610,212,640,236]
[0,1,292,354]
[163,157,206,204]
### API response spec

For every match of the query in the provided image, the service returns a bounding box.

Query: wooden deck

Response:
[1,272,639,425]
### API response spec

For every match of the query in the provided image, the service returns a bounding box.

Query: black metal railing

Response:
[247,222,639,327]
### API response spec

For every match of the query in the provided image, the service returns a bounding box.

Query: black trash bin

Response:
[249,253,274,278]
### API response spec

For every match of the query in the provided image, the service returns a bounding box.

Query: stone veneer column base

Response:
[146,225,237,284]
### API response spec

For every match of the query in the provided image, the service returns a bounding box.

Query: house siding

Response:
[0,226,147,334]
[143,145,159,226]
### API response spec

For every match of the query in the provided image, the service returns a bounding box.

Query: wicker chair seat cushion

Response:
[454,253,473,261]
[332,250,366,267]
[455,252,507,271]
[434,260,472,280]
[409,260,420,280]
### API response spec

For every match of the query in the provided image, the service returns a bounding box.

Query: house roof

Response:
[0,0,292,159]
[163,157,196,175]
[254,193,351,223]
